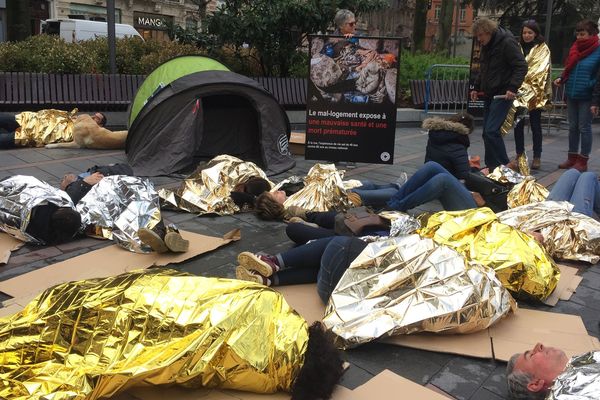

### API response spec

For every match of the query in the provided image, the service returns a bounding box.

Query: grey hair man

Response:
[469,17,527,171]
[506,343,569,399]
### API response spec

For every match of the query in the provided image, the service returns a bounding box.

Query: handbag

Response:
[334,206,390,236]
[464,171,512,213]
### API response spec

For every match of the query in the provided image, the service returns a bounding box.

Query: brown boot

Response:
[558,153,578,169]
[572,154,589,172]
[164,231,189,253]
[531,157,541,170]
[138,227,168,253]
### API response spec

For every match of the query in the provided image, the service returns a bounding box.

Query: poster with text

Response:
[467,38,485,116]
[305,35,400,164]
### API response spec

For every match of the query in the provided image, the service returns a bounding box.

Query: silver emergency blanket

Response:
[498,201,600,263]
[0,175,74,244]
[76,175,161,253]
[322,235,516,349]
[547,351,600,400]
[487,165,525,185]
[378,211,421,236]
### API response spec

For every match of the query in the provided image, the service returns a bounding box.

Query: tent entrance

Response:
[193,94,262,165]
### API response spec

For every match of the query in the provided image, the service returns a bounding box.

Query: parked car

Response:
[41,19,143,42]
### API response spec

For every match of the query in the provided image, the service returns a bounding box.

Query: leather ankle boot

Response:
[572,154,589,172]
[558,153,578,169]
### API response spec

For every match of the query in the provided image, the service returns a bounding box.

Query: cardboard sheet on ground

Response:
[0,229,240,302]
[543,264,582,306]
[276,284,599,362]
[0,232,25,264]
[116,369,449,400]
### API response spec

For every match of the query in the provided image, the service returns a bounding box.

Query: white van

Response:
[42,19,143,42]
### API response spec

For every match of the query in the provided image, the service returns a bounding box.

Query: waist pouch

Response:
[334,206,390,236]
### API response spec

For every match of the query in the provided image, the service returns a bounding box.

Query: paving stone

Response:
[55,237,104,252]
[481,363,510,399]
[37,162,80,179]
[429,357,498,400]
[5,246,63,267]
[338,363,374,390]
[10,149,54,163]
[0,152,25,168]
[569,284,600,311]
[470,387,507,400]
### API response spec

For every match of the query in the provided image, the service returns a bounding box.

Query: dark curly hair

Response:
[291,322,344,400]
[255,192,286,221]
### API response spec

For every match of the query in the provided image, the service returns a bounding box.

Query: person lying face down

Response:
[506,344,600,399]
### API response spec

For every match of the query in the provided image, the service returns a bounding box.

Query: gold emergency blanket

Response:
[501,43,551,135]
[14,108,77,147]
[498,201,600,263]
[283,163,352,212]
[507,177,549,208]
[419,208,560,301]
[487,165,525,185]
[159,155,271,215]
[0,269,308,400]
[548,351,600,400]
[322,235,516,349]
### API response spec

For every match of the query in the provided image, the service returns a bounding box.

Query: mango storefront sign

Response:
[133,12,173,31]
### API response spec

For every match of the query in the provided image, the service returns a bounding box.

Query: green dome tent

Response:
[126,56,295,176]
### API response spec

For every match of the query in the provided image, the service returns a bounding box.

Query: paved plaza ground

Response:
[1,119,599,399]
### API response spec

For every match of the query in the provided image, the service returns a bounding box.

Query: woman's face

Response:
[341,17,356,35]
[576,30,590,40]
[522,26,536,43]
[271,190,287,205]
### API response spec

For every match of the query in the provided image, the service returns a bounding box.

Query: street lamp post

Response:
[544,0,553,44]
[107,0,117,74]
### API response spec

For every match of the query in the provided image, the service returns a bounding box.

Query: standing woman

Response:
[555,19,600,172]
[512,20,552,170]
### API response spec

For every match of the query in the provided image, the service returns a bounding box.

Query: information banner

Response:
[467,38,485,116]
[305,35,401,164]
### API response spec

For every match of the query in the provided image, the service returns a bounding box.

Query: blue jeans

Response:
[350,180,399,208]
[547,169,600,216]
[514,108,543,158]
[0,113,18,149]
[386,161,476,211]
[567,98,593,156]
[482,98,512,169]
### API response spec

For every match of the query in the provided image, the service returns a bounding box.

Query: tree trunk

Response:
[412,0,428,53]
[7,0,31,41]
[435,0,454,54]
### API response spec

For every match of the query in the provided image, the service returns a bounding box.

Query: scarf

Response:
[561,36,599,82]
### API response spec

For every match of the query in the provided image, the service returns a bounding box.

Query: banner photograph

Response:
[305,35,400,164]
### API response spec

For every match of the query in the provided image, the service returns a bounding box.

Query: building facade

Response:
[48,0,219,41]
[425,0,474,56]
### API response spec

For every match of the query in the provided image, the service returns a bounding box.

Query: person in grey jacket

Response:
[470,18,528,171]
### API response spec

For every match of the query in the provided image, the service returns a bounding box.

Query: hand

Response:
[505,90,517,100]
[83,172,104,186]
[470,90,479,102]
[480,167,490,175]
[592,105,599,116]
[343,33,354,38]
[471,191,486,207]
[553,78,562,86]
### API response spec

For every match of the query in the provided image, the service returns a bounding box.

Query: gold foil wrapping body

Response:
[419,208,560,301]
[0,175,75,244]
[76,176,162,253]
[14,109,77,147]
[498,201,600,263]
[548,351,600,400]
[507,177,549,208]
[0,269,308,399]
[159,155,271,215]
[283,163,352,212]
[501,43,551,135]
[322,235,516,349]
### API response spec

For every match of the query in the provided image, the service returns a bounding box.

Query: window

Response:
[459,6,466,22]
[434,5,441,21]
[186,18,198,31]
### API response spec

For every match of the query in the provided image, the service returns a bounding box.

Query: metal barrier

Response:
[424,64,470,114]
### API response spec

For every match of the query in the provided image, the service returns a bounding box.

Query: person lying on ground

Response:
[507,344,599,399]
[256,180,402,221]
[0,270,344,400]
[60,163,134,204]
[424,112,475,180]
[0,175,81,245]
[545,168,600,217]
[0,110,124,149]
[235,236,368,303]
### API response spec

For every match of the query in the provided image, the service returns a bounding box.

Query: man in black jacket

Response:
[470,18,528,171]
